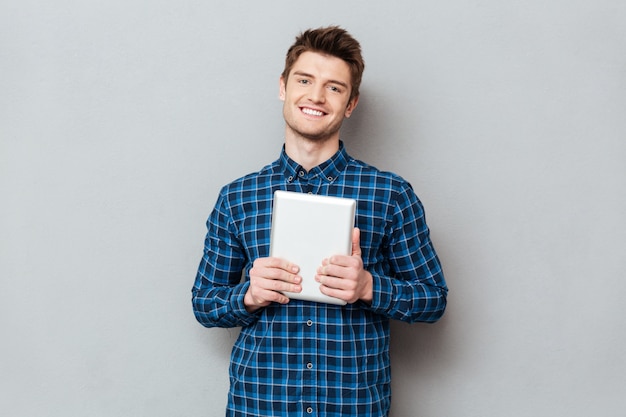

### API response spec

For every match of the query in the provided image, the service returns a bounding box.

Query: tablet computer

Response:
[269,190,356,305]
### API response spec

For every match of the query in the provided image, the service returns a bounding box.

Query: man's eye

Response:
[299,79,310,85]
[329,86,341,93]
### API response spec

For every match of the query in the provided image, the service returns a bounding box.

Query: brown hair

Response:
[282,26,365,101]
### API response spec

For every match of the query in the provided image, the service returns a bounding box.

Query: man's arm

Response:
[192,191,304,326]
[191,234,256,328]
[191,192,257,328]
[367,185,447,323]
[315,185,447,323]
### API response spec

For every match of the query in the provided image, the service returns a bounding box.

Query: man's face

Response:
[280,51,358,144]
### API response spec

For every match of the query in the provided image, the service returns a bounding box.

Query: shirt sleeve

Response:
[364,182,448,323]
[191,191,260,328]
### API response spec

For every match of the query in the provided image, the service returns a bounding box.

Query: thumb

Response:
[351,227,362,257]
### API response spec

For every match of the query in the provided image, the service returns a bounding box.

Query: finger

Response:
[246,276,301,309]
[323,255,360,270]
[251,288,292,306]
[262,288,292,304]
[316,274,349,290]
[262,267,302,284]
[319,282,357,304]
[251,270,302,292]
[256,257,300,274]
[351,227,362,257]
[266,277,302,294]
[250,262,301,284]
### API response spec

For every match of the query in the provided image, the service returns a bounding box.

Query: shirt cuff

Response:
[364,272,393,314]
[229,281,261,325]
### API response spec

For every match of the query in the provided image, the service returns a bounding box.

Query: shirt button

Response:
[299,170,305,177]
[327,176,334,181]
[287,175,293,182]
[306,320,313,327]
[306,362,313,369]
[306,407,313,413]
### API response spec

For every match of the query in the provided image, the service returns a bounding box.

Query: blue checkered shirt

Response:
[192,143,447,416]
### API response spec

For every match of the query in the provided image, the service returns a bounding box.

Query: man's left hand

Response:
[315,227,373,304]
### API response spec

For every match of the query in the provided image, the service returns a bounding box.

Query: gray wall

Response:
[2,1,625,416]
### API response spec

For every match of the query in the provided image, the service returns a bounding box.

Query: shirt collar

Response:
[279,141,350,184]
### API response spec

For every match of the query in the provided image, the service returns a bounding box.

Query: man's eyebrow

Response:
[292,71,349,89]
[293,71,313,78]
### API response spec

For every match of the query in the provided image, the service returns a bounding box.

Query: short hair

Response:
[282,26,365,101]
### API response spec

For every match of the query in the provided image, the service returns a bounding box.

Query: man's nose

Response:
[308,85,326,103]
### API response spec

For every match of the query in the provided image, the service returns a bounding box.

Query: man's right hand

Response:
[244,257,302,312]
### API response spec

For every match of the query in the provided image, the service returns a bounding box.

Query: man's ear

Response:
[279,76,286,101]
[345,95,359,118]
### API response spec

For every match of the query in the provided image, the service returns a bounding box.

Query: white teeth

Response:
[302,108,324,116]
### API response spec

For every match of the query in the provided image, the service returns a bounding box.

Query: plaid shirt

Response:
[192,143,447,416]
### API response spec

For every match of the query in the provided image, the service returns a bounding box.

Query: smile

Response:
[301,107,325,117]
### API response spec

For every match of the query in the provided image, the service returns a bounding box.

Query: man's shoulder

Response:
[346,157,411,189]
[219,160,280,195]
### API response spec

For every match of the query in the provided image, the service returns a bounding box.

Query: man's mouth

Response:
[300,107,325,117]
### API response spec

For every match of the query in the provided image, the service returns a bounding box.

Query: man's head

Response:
[282,26,364,102]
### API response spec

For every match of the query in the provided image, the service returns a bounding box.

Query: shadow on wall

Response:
[341,87,391,163]
[341,85,428,176]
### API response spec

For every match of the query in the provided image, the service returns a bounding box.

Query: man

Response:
[192,26,448,416]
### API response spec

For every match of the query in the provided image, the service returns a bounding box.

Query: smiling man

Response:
[280,51,357,145]
[192,26,448,416]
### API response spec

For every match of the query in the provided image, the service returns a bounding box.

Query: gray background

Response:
[2,1,625,416]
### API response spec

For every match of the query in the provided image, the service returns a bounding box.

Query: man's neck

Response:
[284,134,340,172]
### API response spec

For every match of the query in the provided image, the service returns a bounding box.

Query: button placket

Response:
[301,305,316,415]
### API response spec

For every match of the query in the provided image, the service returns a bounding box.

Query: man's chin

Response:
[288,125,342,144]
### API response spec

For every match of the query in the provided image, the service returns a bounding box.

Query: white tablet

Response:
[269,190,356,305]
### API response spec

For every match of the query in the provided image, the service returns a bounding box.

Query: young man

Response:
[192,26,448,416]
